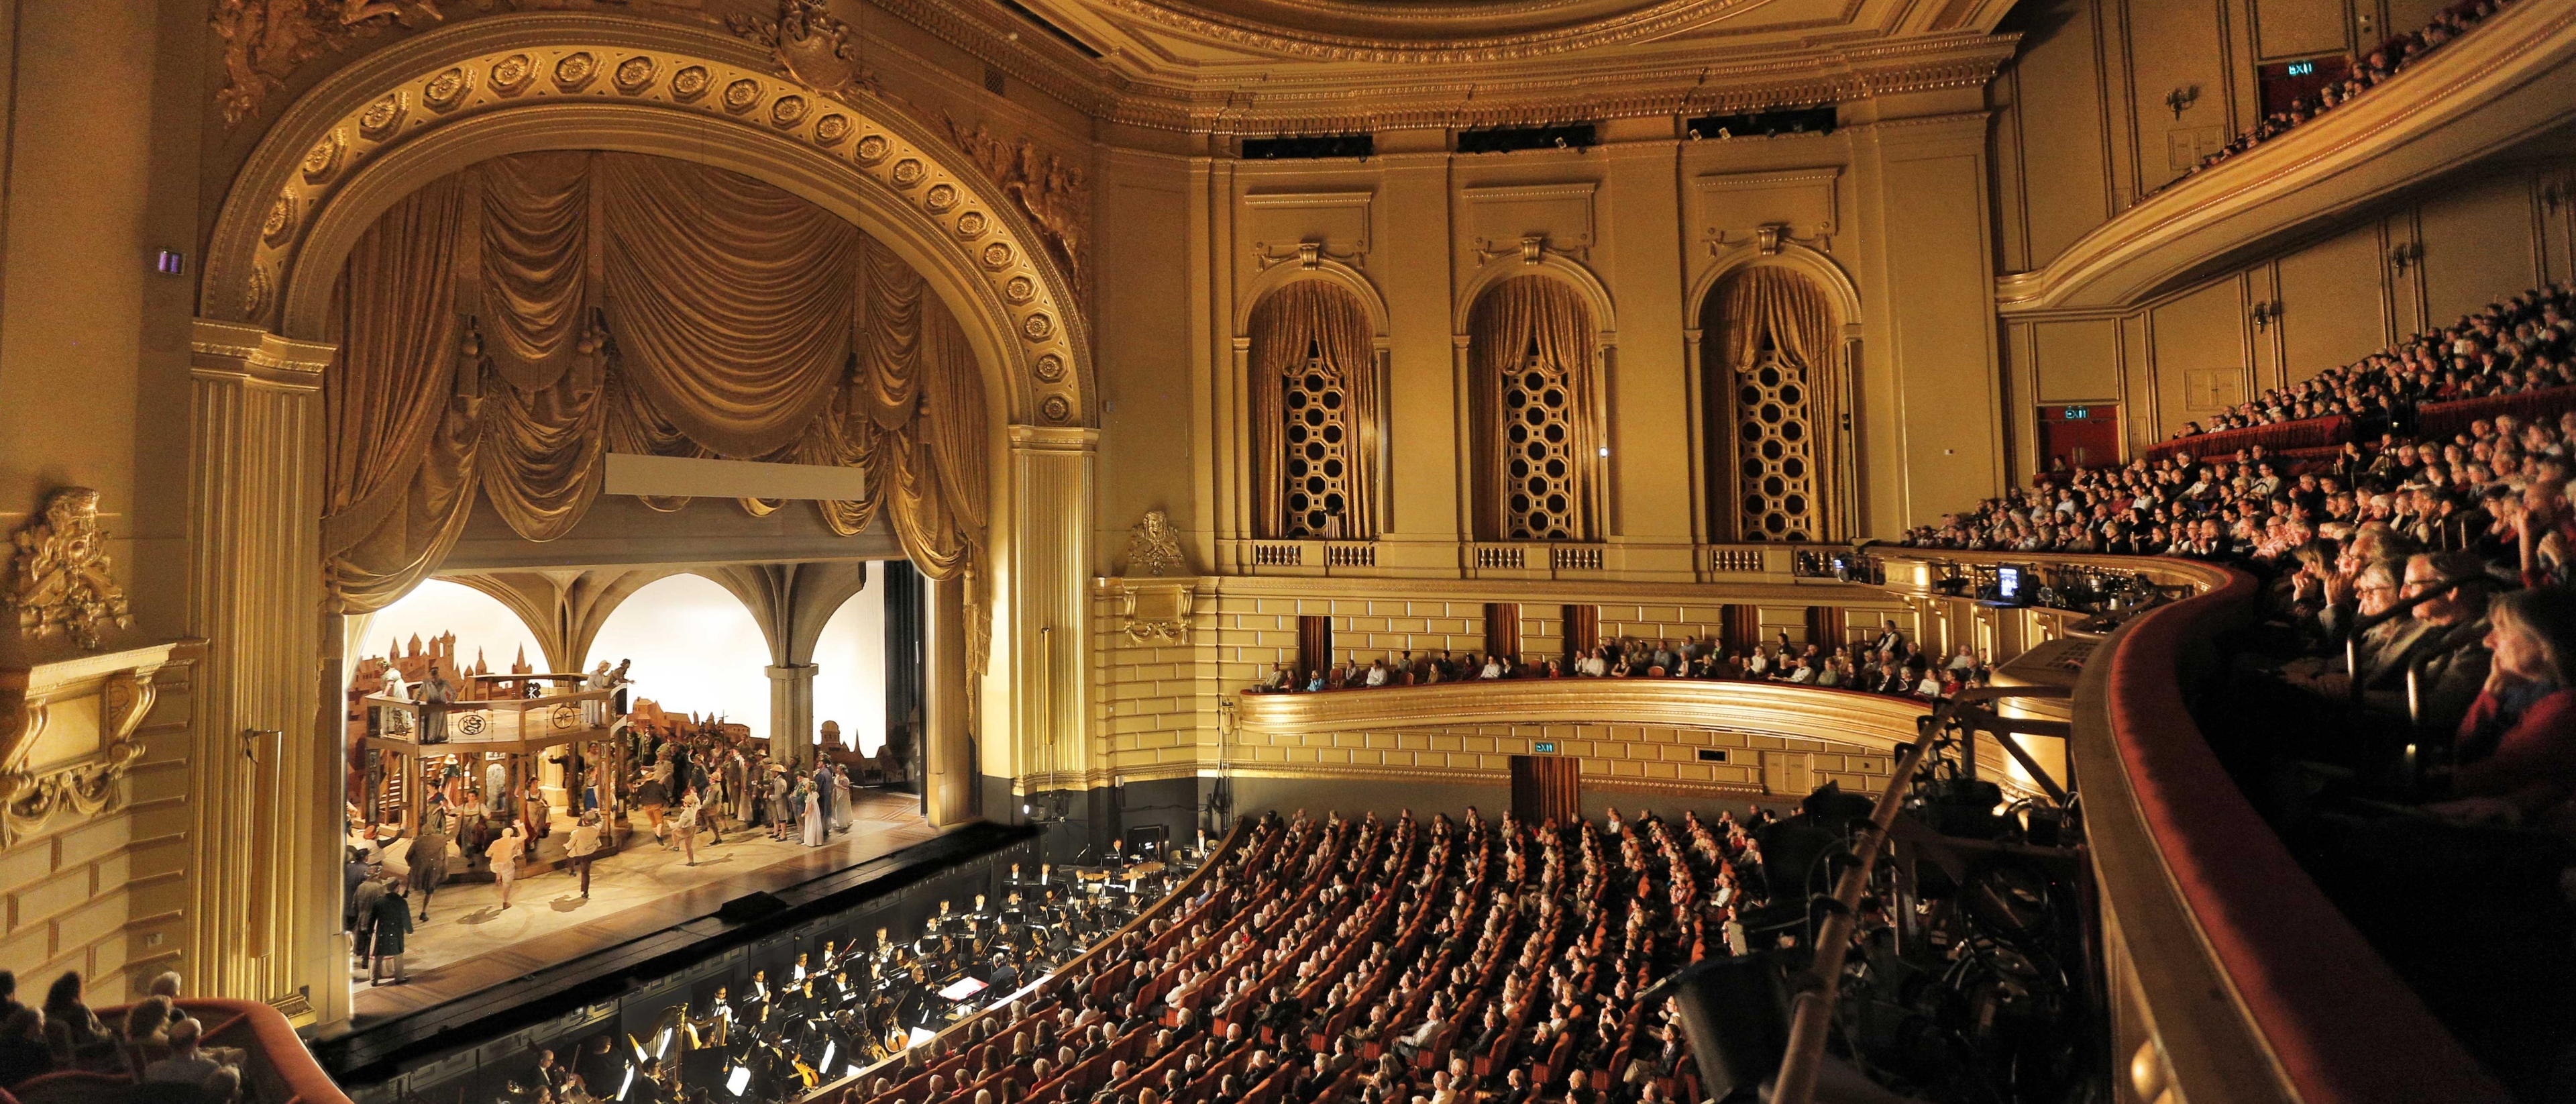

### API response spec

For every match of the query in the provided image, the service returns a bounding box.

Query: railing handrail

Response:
[70,998,353,1104]
[2075,560,2512,1103]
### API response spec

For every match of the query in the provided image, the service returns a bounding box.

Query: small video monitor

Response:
[1995,566,2024,603]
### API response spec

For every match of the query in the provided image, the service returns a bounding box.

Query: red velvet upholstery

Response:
[2104,567,2512,1103]
[2142,415,2353,462]
[2415,385,2576,441]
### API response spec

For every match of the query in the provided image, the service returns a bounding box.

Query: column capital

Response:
[189,317,333,391]
[1007,425,1101,452]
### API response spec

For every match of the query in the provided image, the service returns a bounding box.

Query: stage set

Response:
[339,621,927,1021]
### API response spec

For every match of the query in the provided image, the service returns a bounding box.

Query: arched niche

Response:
[1238,268,1391,540]
[1456,258,1616,543]
[1684,244,1864,543]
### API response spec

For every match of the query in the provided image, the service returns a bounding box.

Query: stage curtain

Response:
[1712,266,1842,540]
[323,175,482,613]
[474,153,610,540]
[324,152,994,623]
[478,152,594,392]
[1247,281,1380,540]
[598,152,859,458]
[1468,275,1599,541]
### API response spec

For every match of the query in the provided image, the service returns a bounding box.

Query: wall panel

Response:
[2148,279,2251,438]
[2275,220,2390,381]
[2418,173,2541,328]
[2033,319,2124,403]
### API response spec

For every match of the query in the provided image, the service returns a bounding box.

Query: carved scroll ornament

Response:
[0,654,176,846]
[7,487,136,651]
[1126,509,1186,577]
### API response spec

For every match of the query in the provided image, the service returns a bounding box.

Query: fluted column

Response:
[1005,426,1096,797]
[765,664,817,770]
[185,319,333,1023]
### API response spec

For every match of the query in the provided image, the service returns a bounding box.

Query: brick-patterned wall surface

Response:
[1225,721,1896,796]
[1091,592,1222,779]
[0,670,193,997]
[1091,579,1918,786]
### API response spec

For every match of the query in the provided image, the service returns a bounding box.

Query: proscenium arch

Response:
[199,12,1091,432]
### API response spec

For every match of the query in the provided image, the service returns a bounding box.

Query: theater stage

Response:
[352,789,939,1021]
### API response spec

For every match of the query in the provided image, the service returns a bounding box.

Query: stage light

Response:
[1642,956,1789,1103]
[618,1067,636,1101]
[657,1027,674,1058]
[727,1066,752,1097]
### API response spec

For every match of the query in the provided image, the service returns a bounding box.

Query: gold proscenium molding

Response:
[0,640,199,845]
[6,487,137,652]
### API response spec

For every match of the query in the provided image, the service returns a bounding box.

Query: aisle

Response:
[352,789,936,1019]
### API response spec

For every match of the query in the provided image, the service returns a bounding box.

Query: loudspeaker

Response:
[716,891,788,925]
[1640,954,1789,1103]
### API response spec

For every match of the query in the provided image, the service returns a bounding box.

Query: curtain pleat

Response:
[323,152,994,620]
[480,152,594,392]
[599,152,859,458]
[324,176,480,613]
[1468,275,1599,541]
[477,370,607,541]
[1247,281,1380,540]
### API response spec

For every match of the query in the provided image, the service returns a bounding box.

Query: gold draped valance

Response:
[321,152,991,671]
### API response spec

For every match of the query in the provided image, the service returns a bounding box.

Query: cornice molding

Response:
[1091,31,2019,134]
[1072,0,1782,65]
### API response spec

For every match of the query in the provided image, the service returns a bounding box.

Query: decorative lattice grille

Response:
[1281,342,1353,538]
[1502,345,1578,540]
[1736,350,1817,541]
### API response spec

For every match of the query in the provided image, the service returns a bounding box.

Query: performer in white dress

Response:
[800,781,824,848]
[830,764,853,832]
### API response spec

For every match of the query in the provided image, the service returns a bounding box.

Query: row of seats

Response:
[840,807,1766,1104]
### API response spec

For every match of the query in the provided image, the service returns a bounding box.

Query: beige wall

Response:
[0,670,195,999]
[1992,0,2400,272]
[2000,152,2576,473]
[0,0,207,1002]
[1108,93,2012,573]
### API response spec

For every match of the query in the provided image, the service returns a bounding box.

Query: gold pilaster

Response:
[1005,426,1095,794]
[186,318,334,1023]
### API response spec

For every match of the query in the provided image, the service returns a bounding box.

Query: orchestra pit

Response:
[4,1,2576,1102]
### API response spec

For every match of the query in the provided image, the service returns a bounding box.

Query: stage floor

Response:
[352,789,938,1021]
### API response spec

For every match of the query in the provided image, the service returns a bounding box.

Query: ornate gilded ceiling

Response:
[939,0,2025,132]
[208,0,2026,142]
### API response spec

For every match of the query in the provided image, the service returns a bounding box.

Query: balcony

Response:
[1996,0,2576,315]
[3,999,353,1104]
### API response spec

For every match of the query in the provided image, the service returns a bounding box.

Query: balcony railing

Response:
[3,999,356,1104]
